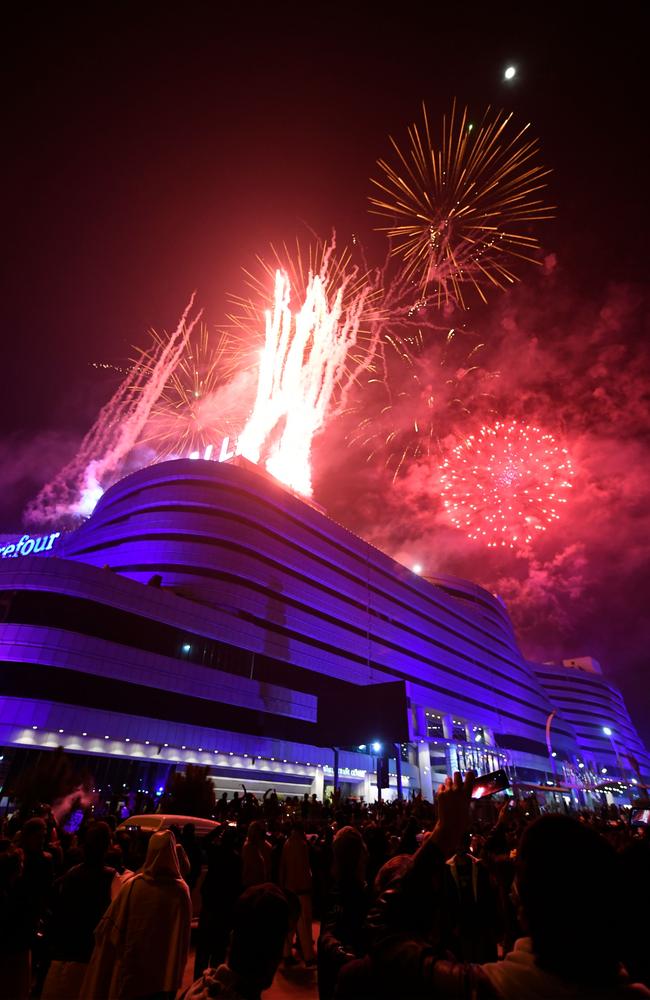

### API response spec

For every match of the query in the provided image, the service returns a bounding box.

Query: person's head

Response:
[517,815,622,984]
[20,817,47,853]
[220,825,238,850]
[182,823,196,843]
[105,844,125,873]
[83,822,111,865]
[374,853,411,896]
[246,820,266,845]
[332,826,367,886]
[228,884,293,991]
[142,829,182,881]
[290,821,305,839]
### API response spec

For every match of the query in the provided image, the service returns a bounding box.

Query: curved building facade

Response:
[531,657,650,787]
[0,458,647,804]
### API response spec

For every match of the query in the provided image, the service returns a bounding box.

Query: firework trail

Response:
[136,324,253,460]
[370,100,553,308]
[237,250,375,496]
[26,295,203,525]
[439,420,574,549]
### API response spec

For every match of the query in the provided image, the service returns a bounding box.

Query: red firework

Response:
[439,421,574,548]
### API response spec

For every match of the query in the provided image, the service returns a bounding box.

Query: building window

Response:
[452,719,467,740]
[426,712,444,738]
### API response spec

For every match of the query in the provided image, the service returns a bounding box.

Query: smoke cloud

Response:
[319,262,650,740]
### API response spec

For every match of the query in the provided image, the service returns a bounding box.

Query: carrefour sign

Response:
[0,532,61,559]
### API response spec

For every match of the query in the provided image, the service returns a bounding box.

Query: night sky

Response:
[3,5,649,741]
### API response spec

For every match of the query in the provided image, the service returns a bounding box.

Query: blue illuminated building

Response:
[0,459,648,805]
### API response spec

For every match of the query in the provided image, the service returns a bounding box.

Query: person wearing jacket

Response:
[366,773,650,1000]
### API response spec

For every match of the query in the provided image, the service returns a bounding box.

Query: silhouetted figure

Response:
[41,822,115,999]
[317,826,370,1000]
[194,826,242,977]
[183,884,294,1000]
[0,846,32,1000]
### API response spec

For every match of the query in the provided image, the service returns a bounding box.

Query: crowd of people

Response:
[1,775,648,999]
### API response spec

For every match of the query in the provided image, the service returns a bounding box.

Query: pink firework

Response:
[439,421,574,548]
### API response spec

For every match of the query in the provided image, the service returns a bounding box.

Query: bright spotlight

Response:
[504,65,516,81]
[602,726,612,737]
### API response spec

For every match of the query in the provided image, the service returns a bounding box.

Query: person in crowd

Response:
[81,828,191,999]
[241,819,272,888]
[41,821,116,999]
[279,822,315,966]
[17,816,55,993]
[194,825,242,978]
[105,842,135,900]
[169,823,192,881]
[181,822,203,891]
[443,832,499,963]
[182,883,294,1000]
[317,825,370,1000]
[0,845,32,1000]
[619,836,650,987]
[263,788,280,824]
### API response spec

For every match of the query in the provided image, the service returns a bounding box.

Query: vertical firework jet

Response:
[26,296,203,525]
[238,261,373,496]
[439,421,574,548]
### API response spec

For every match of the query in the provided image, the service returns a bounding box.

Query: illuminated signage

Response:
[0,532,60,559]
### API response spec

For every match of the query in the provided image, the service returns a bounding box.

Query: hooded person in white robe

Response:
[82,829,191,999]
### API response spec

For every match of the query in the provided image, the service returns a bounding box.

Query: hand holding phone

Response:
[470,768,510,799]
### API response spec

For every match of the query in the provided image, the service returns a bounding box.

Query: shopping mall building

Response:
[1,458,648,807]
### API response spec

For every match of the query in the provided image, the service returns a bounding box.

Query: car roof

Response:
[117,814,220,833]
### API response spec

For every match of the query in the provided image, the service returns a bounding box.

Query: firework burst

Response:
[369,101,553,308]
[439,421,574,548]
[351,326,496,479]
[135,324,250,460]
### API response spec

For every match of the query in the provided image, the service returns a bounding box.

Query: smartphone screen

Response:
[471,768,510,799]
[630,808,650,826]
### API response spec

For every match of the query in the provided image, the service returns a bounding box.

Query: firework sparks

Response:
[237,255,373,496]
[439,421,574,548]
[369,101,553,308]
[26,296,203,525]
[351,326,496,479]
[227,236,383,382]
[135,324,251,460]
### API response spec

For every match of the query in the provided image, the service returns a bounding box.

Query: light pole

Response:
[602,726,631,788]
[545,710,558,785]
